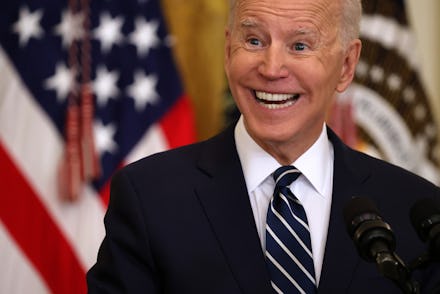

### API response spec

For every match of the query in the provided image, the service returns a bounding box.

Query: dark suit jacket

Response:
[87,125,440,293]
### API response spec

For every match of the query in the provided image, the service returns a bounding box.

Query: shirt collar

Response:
[294,123,333,197]
[234,115,333,197]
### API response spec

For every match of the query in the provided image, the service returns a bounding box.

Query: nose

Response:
[257,45,289,80]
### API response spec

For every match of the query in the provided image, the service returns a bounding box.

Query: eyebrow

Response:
[240,19,316,35]
[238,18,320,44]
[291,27,317,37]
[240,18,259,28]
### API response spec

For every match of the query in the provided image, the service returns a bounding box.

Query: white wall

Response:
[406,0,440,124]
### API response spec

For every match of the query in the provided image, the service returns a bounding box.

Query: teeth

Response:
[254,91,300,109]
[262,100,296,109]
[255,91,294,101]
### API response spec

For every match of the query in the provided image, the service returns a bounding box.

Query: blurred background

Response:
[0,0,439,293]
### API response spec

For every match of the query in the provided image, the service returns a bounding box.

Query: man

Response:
[87,0,440,293]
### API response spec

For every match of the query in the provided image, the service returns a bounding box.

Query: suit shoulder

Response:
[328,128,439,192]
[121,140,204,177]
[117,125,235,180]
[347,145,439,191]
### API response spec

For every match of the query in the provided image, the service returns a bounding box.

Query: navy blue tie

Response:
[265,166,317,293]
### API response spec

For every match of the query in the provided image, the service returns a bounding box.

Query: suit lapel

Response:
[318,129,372,292]
[195,126,274,294]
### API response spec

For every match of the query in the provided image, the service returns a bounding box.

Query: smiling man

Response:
[225,0,361,166]
[87,0,440,293]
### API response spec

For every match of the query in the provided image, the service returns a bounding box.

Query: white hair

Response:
[340,0,362,44]
[228,0,362,46]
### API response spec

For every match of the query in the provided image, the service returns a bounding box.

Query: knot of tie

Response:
[273,165,301,189]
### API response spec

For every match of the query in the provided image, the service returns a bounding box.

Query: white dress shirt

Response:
[234,116,334,284]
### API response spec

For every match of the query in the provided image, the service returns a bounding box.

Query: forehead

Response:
[233,0,341,28]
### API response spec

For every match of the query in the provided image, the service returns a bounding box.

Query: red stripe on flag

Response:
[99,179,111,208]
[0,143,87,294]
[99,162,125,207]
[160,95,197,149]
[99,96,196,214]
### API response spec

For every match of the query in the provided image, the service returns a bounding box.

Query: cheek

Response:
[317,51,345,85]
[226,54,242,81]
[229,54,249,73]
[228,44,261,71]
[227,55,259,91]
[296,57,342,97]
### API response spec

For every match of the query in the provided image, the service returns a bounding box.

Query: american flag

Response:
[0,0,196,293]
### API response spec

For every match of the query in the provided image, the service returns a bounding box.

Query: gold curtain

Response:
[161,0,229,141]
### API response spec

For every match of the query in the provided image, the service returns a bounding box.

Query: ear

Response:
[336,39,362,93]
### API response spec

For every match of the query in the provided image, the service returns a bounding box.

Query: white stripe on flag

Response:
[124,123,169,165]
[0,46,105,271]
[0,222,50,294]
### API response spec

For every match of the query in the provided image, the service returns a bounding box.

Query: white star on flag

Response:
[129,18,160,57]
[12,6,44,47]
[93,12,125,54]
[44,62,76,101]
[93,65,120,107]
[94,120,118,155]
[127,70,159,111]
[54,9,84,48]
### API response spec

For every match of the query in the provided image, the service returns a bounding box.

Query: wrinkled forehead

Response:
[231,0,342,26]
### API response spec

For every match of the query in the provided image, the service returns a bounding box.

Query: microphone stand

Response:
[358,221,420,293]
[373,247,420,294]
[409,252,433,272]
[408,252,440,294]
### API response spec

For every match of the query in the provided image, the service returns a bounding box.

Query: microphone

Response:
[409,197,440,262]
[343,197,419,294]
[343,197,395,262]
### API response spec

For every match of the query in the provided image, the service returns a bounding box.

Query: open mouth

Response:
[254,91,300,109]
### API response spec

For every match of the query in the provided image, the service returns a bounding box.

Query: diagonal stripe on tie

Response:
[271,194,313,258]
[266,226,316,283]
[266,166,317,294]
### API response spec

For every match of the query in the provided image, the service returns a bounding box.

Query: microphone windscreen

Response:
[410,197,440,242]
[343,197,380,237]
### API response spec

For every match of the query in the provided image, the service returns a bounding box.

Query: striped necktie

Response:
[265,166,317,294]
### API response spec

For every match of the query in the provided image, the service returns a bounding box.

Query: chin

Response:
[250,123,299,145]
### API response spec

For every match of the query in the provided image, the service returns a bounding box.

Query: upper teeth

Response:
[255,91,296,101]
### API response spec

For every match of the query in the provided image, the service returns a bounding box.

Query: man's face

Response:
[225,0,360,163]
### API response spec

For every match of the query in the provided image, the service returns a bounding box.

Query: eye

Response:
[247,38,262,47]
[294,42,307,51]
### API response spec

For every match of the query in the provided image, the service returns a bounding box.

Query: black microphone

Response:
[343,197,396,262]
[343,197,419,294]
[410,197,440,261]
